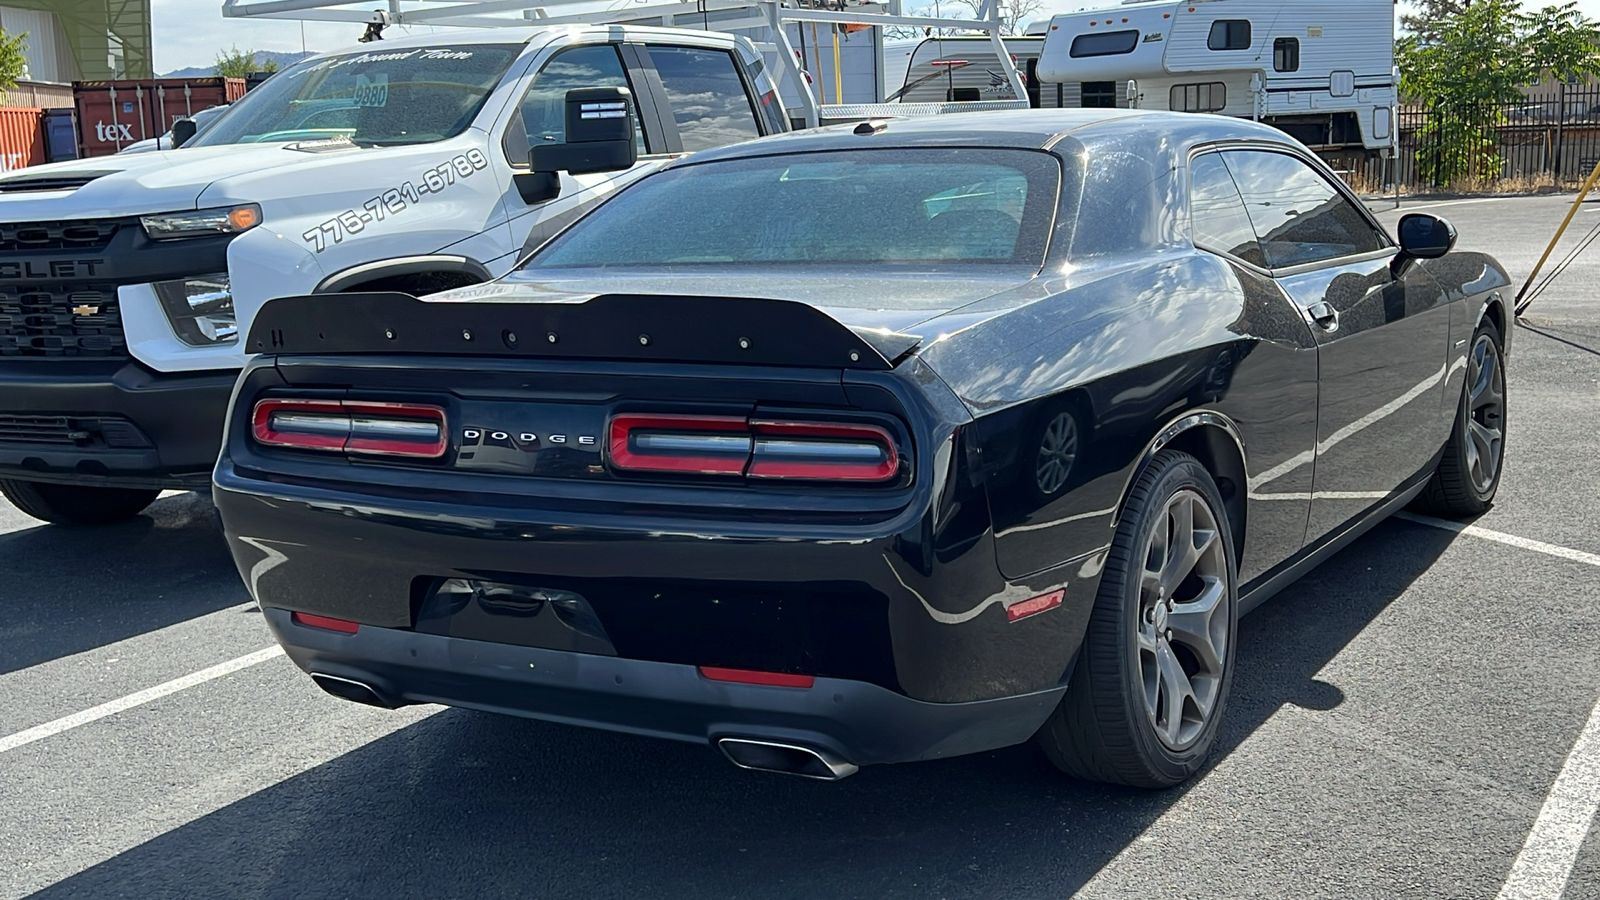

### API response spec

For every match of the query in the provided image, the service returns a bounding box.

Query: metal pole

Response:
[1514,153,1600,316]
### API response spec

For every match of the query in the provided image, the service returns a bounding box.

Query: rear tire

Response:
[1037,450,1238,788]
[0,479,159,525]
[1418,320,1505,517]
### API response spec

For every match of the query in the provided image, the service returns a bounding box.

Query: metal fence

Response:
[1336,87,1600,191]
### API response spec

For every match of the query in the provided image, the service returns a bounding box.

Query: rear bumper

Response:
[265,607,1066,767]
[0,360,235,489]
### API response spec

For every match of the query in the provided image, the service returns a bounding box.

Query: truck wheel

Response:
[1036,450,1238,788]
[0,479,160,526]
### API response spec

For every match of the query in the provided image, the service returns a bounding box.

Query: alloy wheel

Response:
[1465,333,1505,495]
[1137,489,1230,752]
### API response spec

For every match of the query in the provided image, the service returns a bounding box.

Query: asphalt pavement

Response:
[2,194,1599,900]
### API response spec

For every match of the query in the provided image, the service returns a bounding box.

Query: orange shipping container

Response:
[0,107,45,172]
[72,78,247,157]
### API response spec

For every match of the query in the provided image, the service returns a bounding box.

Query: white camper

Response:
[1034,0,1397,154]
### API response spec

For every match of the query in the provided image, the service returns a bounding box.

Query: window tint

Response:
[1221,150,1387,268]
[1070,30,1139,58]
[1273,37,1299,72]
[528,149,1061,268]
[649,45,762,153]
[1207,20,1251,51]
[1171,82,1226,112]
[1081,81,1117,108]
[502,44,642,166]
[1188,153,1264,267]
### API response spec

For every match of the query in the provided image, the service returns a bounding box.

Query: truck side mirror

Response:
[171,118,198,149]
[514,87,639,205]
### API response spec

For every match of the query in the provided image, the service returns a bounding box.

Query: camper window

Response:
[1081,82,1118,108]
[1170,83,1226,113]
[1070,30,1140,58]
[1273,38,1299,72]
[1207,20,1251,51]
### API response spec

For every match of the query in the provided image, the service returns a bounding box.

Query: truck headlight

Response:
[155,274,238,345]
[140,204,261,241]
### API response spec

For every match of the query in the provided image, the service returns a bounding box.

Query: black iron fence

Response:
[1337,87,1600,191]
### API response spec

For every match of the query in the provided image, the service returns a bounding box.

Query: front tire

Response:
[0,479,160,525]
[1418,320,1505,517]
[1037,450,1238,788]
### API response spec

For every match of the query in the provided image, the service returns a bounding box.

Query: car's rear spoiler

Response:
[248,292,911,370]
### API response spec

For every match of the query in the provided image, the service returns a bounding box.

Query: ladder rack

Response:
[219,0,1030,127]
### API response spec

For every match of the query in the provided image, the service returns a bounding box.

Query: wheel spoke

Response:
[1160,496,1196,595]
[1157,641,1195,747]
[1167,578,1226,673]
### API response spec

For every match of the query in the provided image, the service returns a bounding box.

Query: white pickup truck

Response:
[0,26,786,524]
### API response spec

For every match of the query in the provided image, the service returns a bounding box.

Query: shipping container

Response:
[0,108,46,172]
[42,109,78,163]
[72,77,247,157]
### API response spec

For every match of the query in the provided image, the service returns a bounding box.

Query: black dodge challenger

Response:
[216,110,1510,788]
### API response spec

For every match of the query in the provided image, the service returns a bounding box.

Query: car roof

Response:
[684,109,1301,164]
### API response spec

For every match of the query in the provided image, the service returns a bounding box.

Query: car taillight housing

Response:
[609,413,900,483]
[252,399,447,458]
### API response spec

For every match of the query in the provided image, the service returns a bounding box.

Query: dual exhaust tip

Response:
[311,673,859,780]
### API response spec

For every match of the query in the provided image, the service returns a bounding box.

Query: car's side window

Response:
[1221,149,1388,268]
[646,45,762,153]
[1188,152,1265,267]
[501,44,645,167]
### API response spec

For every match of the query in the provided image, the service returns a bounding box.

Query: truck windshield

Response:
[527,148,1062,268]
[190,44,520,147]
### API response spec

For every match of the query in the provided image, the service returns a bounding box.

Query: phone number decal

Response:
[301,148,490,253]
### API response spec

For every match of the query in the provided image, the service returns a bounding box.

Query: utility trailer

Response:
[1033,0,1397,158]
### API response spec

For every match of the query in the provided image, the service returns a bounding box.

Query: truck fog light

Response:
[155,273,238,346]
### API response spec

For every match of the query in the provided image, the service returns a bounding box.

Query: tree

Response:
[898,0,1044,36]
[1397,0,1600,186]
[1401,0,1472,42]
[214,46,278,78]
[0,29,27,93]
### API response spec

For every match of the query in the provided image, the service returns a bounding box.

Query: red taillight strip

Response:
[291,611,360,634]
[609,413,751,475]
[251,399,447,459]
[698,666,815,688]
[252,399,349,452]
[748,419,899,482]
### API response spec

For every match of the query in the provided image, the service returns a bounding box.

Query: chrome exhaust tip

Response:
[716,738,859,781]
[310,672,398,709]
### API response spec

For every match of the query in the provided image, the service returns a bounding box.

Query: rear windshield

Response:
[191,44,520,147]
[526,148,1062,268]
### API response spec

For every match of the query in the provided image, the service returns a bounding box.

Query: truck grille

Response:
[0,285,126,358]
[0,220,119,253]
[0,414,152,448]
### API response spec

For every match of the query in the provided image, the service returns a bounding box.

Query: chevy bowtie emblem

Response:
[72,305,101,316]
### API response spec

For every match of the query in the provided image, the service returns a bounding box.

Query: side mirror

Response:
[513,87,638,206]
[1397,213,1456,260]
[171,118,198,149]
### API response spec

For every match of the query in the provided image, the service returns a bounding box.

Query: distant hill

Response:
[159,51,316,79]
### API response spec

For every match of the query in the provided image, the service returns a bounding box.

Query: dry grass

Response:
[1340,169,1581,197]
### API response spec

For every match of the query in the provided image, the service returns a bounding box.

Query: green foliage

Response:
[0,29,28,93]
[1398,0,1600,186]
[213,46,279,79]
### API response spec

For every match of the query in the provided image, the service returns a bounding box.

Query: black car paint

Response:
[215,110,1512,767]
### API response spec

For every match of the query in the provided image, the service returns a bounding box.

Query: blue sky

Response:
[152,0,1600,74]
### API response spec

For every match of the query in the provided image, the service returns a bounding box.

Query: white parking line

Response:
[1496,690,1600,900]
[1394,197,1515,213]
[1396,512,1600,568]
[0,645,284,754]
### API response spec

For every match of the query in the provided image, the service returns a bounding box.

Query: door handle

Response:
[1307,301,1339,332]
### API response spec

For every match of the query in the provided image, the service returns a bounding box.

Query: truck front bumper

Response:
[0,360,235,490]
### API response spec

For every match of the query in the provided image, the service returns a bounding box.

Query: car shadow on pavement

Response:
[0,492,249,676]
[28,520,1460,900]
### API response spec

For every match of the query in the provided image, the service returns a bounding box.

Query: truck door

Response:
[496,42,669,265]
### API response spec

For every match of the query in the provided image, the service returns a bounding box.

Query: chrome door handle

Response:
[1307,301,1339,332]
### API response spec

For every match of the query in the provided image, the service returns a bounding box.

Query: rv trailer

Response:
[886,36,1131,109]
[1034,0,1397,157]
